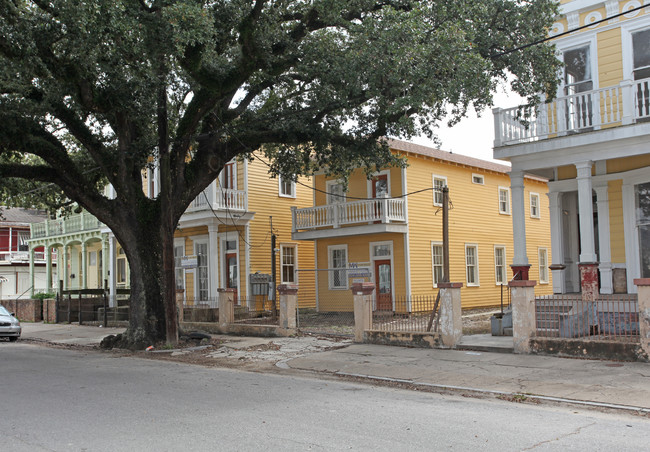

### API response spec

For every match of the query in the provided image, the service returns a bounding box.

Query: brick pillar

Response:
[510,279,537,354]
[218,288,235,328]
[579,263,599,301]
[277,284,298,330]
[438,282,463,348]
[634,279,650,359]
[351,283,374,343]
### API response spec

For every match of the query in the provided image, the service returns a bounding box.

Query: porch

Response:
[185,182,247,213]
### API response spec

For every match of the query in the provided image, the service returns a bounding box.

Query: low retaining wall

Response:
[180,321,296,337]
[529,337,647,362]
[2,299,42,322]
[43,298,57,323]
[364,330,440,348]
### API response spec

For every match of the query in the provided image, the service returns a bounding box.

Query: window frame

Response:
[621,17,650,81]
[280,243,298,284]
[538,247,549,284]
[326,180,346,204]
[328,244,348,290]
[494,245,507,286]
[431,241,444,288]
[471,173,485,185]
[432,175,447,207]
[530,192,541,219]
[498,187,511,215]
[193,238,209,301]
[173,239,186,293]
[465,244,480,287]
[278,175,296,198]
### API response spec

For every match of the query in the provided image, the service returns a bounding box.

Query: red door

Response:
[372,175,388,222]
[226,252,238,304]
[375,259,392,310]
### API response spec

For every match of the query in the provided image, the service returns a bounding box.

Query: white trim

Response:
[370,240,394,310]
[280,243,298,284]
[556,35,599,97]
[219,233,239,292]
[471,173,485,185]
[465,243,480,287]
[278,175,296,198]
[173,237,187,300]
[530,192,541,219]
[326,179,347,204]
[366,169,392,199]
[494,245,507,286]
[621,17,650,80]
[498,186,511,215]
[191,236,209,301]
[538,247,550,284]
[327,244,348,290]
[431,241,444,288]
[432,174,447,206]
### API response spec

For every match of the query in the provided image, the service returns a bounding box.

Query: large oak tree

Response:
[0,0,560,348]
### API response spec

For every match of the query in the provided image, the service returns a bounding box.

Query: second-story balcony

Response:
[0,250,48,264]
[291,198,407,240]
[493,77,650,147]
[30,212,104,240]
[185,182,247,214]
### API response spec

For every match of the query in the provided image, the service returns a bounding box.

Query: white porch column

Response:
[63,244,70,290]
[81,241,88,289]
[108,234,116,307]
[595,185,613,294]
[548,191,565,294]
[29,247,35,297]
[45,244,53,292]
[208,224,219,299]
[101,235,109,288]
[510,169,529,278]
[575,161,598,263]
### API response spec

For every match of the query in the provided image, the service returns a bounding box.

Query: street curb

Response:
[333,371,650,414]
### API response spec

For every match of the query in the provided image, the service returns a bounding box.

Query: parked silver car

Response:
[0,305,21,341]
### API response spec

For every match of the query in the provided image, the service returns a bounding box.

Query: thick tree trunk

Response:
[106,219,179,350]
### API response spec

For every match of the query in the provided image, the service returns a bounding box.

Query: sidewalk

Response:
[18,323,650,413]
[286,343,650,412]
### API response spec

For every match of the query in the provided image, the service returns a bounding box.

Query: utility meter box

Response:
[250,273,272,296]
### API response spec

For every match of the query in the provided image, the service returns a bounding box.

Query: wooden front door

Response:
[375,259,392,310]
[225,252,238,304]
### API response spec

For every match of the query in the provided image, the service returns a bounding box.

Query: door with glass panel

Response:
[374,260,392,310]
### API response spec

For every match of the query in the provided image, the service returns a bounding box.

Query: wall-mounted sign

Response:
[180,256,198,268]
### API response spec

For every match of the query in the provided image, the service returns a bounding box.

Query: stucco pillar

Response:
[352,283,374,343]
[510,169,530,279]
[218,288,235,328]
[634,279,650,359]
[595,186,613,294]
[547,191,565,294]
[438,282,463,348]
[278,284,298,330]
[510,279,537,354]
[575,161,597,263]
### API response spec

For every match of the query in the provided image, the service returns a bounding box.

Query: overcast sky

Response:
[411,89,525,165]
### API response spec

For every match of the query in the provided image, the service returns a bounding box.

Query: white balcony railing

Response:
[30,212,104,239]
[292,198,406,231]
[186,183,247,213]
[494,77,650,146]
[0,250,48,263]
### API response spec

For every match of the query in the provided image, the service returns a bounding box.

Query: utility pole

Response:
[270,216,277,316]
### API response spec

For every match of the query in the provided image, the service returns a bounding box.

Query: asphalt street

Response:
[2,342,649,451]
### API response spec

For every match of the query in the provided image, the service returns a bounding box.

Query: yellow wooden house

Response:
[492,0,650,295]
[291,139,553,312]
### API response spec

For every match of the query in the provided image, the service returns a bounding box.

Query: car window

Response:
[0,305,10,316]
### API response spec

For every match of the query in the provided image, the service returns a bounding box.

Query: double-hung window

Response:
[538,248,549,284]
[465,244,479,286]
[494,246,506,285]
[632,28,650,118]
[432,175,447,206]
[431,242,444,287]
[281,244,297,284]
[279,175,296,198]
[328,245,348,289]
[498,187,510,215]
[530,193,540,218]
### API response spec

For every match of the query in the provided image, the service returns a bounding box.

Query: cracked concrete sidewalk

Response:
[286,343,650,412]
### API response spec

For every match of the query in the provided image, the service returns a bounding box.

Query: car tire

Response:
[8,337,18,342]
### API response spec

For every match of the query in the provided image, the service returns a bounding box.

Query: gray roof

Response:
[0,207,48,227]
